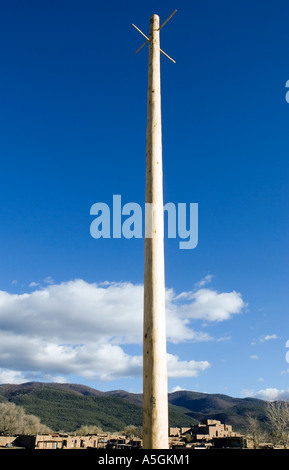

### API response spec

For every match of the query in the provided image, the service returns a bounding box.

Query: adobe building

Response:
[11,433,99,449]
[169,427,191,437]
[2,432,143,450]
[212,436,247,449]
[169,420,238,441]
[187,419,239,441]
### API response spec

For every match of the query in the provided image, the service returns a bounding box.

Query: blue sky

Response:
[0,0,288,401]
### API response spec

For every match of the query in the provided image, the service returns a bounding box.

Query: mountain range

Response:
[0,382,269,434]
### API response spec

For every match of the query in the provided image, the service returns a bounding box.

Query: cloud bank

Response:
[0,279,245,384]
[243,388,289,401]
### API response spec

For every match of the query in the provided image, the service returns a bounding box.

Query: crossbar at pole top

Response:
[158,9,177,31]
[132,10,177,63]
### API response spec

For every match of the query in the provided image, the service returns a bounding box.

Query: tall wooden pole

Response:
[143,14,169,450]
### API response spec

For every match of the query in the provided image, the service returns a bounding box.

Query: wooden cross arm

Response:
[132,16,176,64]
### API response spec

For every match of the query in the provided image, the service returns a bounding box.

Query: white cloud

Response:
[216,336,231,342]
[169,385,186,393]
[242,388,289,401]
[194,274,214,289]
[260,334,278,342]
[170,287,245,323]
[251,334,278,345]
[0,369,25,384]
[0,279,245,383]
[167,354,210,378]
[0,368,67,385]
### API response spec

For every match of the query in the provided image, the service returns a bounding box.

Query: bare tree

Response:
[246,415,263,448]
[75,425,104,435]
[0,402,26,435]
[23,413,51,434]
[0,402,51,436]
[265,400,289,449]
[121,425,143,439]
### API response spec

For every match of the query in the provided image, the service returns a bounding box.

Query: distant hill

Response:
[167,390,268,432]
[108,388,268,432]
[0,382,268,433]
